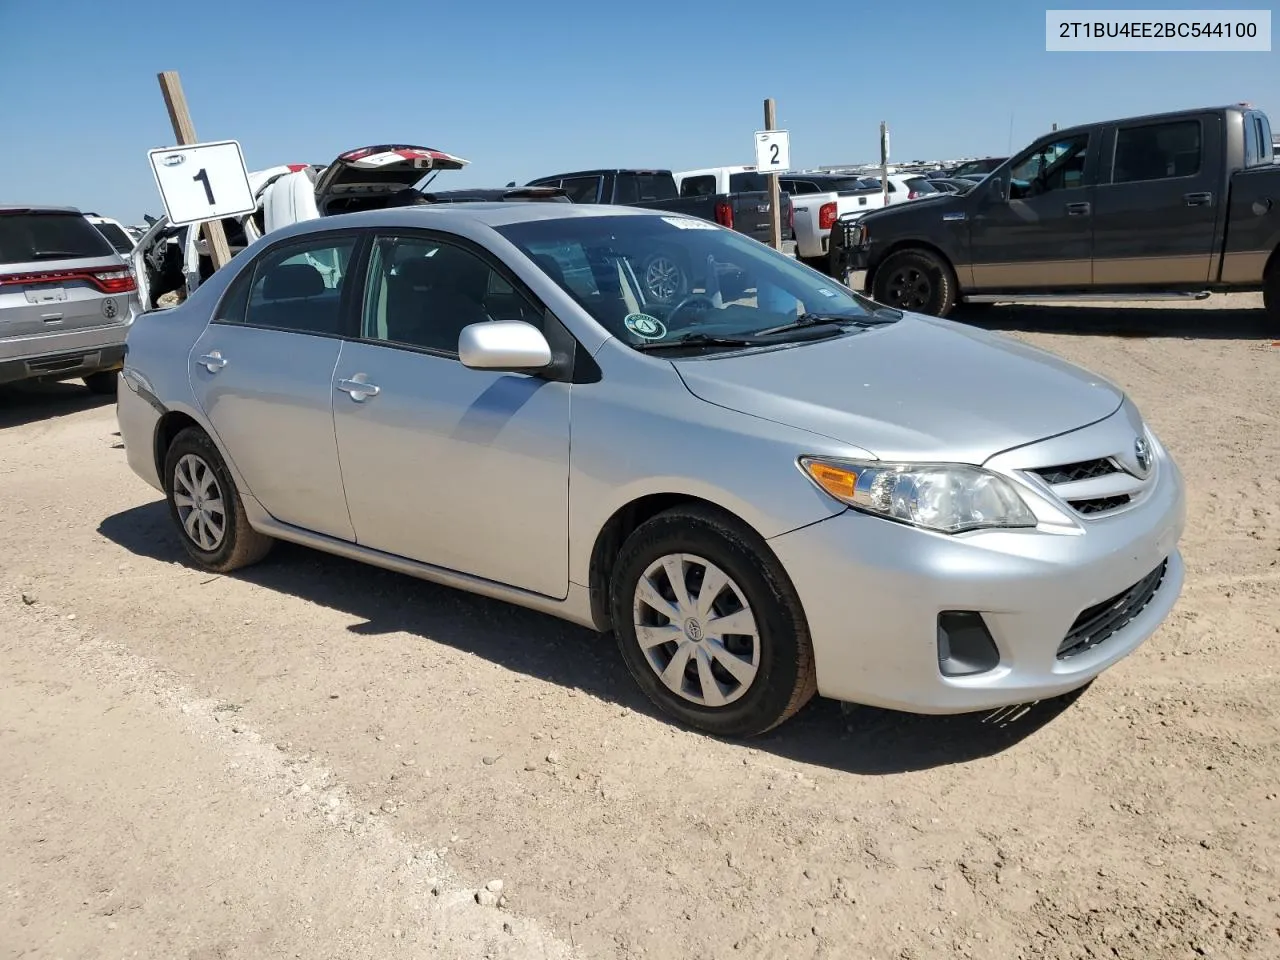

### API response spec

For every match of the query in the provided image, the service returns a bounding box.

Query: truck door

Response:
[967,130,1097,290]
[1091,111,1224,285]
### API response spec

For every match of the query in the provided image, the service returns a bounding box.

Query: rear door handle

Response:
[197,351,227,373]
[337,376,381,402]
[1184,192,1213,207]
[1065,202,1091,216]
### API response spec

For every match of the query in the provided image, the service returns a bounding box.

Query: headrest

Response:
[264,263,324,300]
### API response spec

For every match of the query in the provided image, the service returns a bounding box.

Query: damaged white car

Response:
[132,145,468,308]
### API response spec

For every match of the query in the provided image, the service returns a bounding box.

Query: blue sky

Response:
[1,0,1275,222]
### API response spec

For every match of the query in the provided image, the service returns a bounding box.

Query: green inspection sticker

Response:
[624,313,667,340]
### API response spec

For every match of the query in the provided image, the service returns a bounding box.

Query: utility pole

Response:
[157,71,231,271]
[879,121,890,210]
[763,98,782,251]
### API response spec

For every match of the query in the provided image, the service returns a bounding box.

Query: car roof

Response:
[1042,105,1251,140]
[0,204,84,215]
[262,201,661,244]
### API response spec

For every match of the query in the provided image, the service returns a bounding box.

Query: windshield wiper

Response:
[631,332,768,351]
[754,311,898,337]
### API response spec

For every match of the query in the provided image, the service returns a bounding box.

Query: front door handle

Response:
[1065,202,1091,216]
[337,376,381,402]
[1184,191,1213,207]
[197,351,227,373]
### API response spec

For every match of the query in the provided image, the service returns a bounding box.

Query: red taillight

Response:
[714,200,734,228]
[286,163,309,172]
[0,266,136,294]
[818,202,837,230]
[788,203,795,231]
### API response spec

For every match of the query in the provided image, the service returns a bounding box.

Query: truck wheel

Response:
[1265,262,1280,330]
[83,371,119,395]
[872,249,957,317]
[799,255,832,276]
[641,252,688,304]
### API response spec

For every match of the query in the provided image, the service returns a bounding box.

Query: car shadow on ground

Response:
[949,302,1273,339]
[0,380,114,429]
[100,500,1086,776]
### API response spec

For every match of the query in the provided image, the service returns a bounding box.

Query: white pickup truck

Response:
[783,172,940,269]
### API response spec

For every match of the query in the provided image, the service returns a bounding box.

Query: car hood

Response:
[671,314,1124,464]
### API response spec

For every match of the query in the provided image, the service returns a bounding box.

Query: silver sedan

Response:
[116,203,1185,737]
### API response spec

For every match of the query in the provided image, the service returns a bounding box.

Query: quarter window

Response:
[218,235,356,335]
[1112,120,1201,183]
[559,176,602,203]
[361,236,543,354]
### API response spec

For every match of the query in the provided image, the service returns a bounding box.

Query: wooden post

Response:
[157,71,231,272]
[763,98,782,251]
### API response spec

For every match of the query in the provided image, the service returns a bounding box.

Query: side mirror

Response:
[458,320,553,372]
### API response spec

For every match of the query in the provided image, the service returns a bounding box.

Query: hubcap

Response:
[643,257,683,303]
[632,554,760,708]
[172,453,227,552]
[885,267,933,311]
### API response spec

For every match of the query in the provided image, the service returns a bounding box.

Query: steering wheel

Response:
[665,294,717,327]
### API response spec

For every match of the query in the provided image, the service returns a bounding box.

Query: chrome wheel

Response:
[172,453,226,552]
[643,256,684,303]
[632,553,760,707]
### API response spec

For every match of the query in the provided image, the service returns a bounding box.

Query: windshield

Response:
[494,214,881,351]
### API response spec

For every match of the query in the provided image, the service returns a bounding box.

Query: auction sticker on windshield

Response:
[661,216,719,230]
[624,313,667,339]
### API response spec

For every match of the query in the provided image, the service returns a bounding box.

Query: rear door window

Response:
[680,175,717,198]
[0,212,115,264]
[1112,120,1202,183]
[904,177,938,194]
[92,221,135,255]
[219,235,357,336]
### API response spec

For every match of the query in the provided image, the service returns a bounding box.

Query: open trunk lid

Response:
[313,144,469,215]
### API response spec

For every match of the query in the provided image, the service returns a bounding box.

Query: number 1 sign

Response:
[147,140,255,227]
[753,129,792,174]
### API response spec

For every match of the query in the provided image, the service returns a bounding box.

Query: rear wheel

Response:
[609,506,816,737]
[83,371,119,395]
[163,427,273,573]
[872,248,957,317]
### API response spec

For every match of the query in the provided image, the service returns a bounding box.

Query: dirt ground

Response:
[2,294,1278,960]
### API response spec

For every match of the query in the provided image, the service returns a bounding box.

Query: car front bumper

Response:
[768,452,1186,714]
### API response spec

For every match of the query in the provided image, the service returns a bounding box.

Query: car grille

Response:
[1026,455,1147,519]
[1057,560,1167,659]
[1031,458,1117,485]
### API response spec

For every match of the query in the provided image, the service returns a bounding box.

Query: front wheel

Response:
[871,249,958,317]
[609,506,816,737]
[163,426,273,573]
[799,255,833,276]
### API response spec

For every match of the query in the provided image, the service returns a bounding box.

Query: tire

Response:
[1265,262,1279,331]
[162,426,273,573]
[871,248,958,317]
[83,370,119,395]
[799,255,832,276]
[609,505,817,738]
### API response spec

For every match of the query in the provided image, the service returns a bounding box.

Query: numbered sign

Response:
[754,129,792,173]
[147,140,255,227]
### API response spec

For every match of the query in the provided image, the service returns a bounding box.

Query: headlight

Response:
[799,457,1037,534]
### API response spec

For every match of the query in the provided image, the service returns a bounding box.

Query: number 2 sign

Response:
[147,140,255,227]
[753,130,792,174]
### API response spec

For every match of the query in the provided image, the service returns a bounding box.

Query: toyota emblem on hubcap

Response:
[684,618,704,642]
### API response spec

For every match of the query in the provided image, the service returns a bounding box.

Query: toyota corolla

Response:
[116,204,1185,737]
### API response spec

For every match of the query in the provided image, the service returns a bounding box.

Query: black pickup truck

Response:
[832,104,1280,326]
[524,168,791,303]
